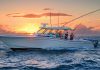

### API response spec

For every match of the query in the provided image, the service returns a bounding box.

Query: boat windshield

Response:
[36,26,73,39]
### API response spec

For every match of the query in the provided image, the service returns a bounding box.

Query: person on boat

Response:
[70,32,74,40]
[64,31,68,40]
[55,31,59,38]
[58,31,62,38]
[49,32,54,38]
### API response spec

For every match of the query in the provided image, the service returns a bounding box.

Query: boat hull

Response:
[0,36,94,50]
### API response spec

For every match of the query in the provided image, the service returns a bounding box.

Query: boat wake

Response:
[0,39,100,70]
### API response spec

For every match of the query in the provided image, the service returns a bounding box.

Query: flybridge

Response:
[37,23,73,34]
[40,26,72,30]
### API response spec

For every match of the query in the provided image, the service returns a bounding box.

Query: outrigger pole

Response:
[62,9,100,27]
[61,9,100,47]
[50,11,52,27]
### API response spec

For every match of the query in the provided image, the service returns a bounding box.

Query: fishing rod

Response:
[62,9,100,27]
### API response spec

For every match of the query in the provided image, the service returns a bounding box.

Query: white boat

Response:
[0,25,96,50]
[0,9,100,50]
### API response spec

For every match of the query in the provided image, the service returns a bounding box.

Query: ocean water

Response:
[0,37,100,70]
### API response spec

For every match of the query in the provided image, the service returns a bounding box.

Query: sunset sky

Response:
[0,0,100,35]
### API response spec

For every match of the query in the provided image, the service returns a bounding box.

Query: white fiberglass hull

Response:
[0,36,94,50]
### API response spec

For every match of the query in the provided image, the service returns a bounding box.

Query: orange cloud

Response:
[42,12,72,16]
[0,25,15,34]
[0,23,40,35]
[0,24,36,35]
[6,13,21,16]
[12,14,41,18]
[6,12,72,18]
[43,8,52,10]
[0,24,100,36]
[93,26,100,31]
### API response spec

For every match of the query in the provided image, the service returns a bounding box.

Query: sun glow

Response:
[15,23,40,35]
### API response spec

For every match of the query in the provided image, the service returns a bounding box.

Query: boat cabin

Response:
[36,24,73,39]
[37,26,72,33]
[37,23,72,34]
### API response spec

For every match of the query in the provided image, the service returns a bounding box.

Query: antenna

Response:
[62,9,100,27]
[58,13,59,27]
[50,11,52,27]
[43,8,53,27]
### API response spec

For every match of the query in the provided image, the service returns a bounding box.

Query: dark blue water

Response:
[0,36,100,70]
[0,49,100,70]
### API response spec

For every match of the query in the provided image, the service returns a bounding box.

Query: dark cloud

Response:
[43,8,52,10]
[6,12,72,18]
[12,14,41,18]
[74,24,100,36]
[41,12,72,16]
[6,13,20,16]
